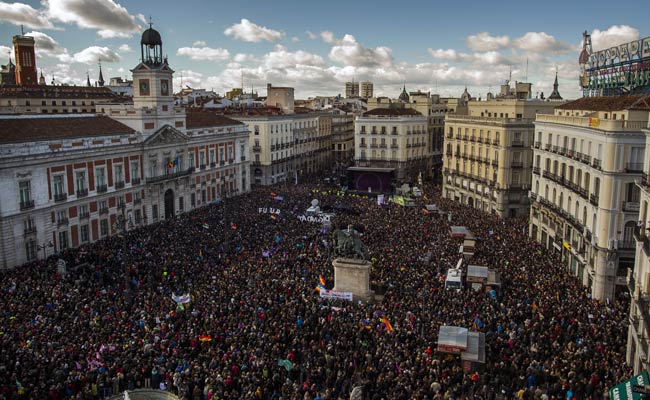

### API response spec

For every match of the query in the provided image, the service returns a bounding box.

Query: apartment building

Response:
[443,84,560,217]
[529,94,650,301]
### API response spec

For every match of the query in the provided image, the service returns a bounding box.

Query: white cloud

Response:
[173,69,203,90]
[329,34,393,68]
[427,48,463,61]
[514,32,573,54]
[306,31,317,40]
[25,31,67,59]
[291,36,300,43]
[224,18,283,42]
[45,0,141,38]
[192,40,207,47]
[118,44,132,52]
[590,25,639,51]
[233,53,256,63]
[262,45,325,69]
[0,1,57,30]
[321,31,337,44]
[68,46,121,64]
[176,46,230,61]
[466,32,510,51]
[428,48,511,66]
[0,45,12,61]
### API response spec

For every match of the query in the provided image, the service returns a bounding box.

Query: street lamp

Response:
[37,241,53,261]
[114,201,133,301]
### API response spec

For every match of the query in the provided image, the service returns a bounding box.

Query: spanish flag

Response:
[270,214,277,220]
[230,223,237,230]
[379,316,393,333]
[198,335,212,342]
[319,275,326,286]
[270,192,277,197]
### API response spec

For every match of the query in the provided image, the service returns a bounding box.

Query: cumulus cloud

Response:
[514,32,574,54]
[0,1,57,29]
[291,36,300,43]
[590,25,639,51]
[262,45,325,69]
[25,31,67,59]
[67,46,121,64]
[177,46,230,61]
[466,32,510,51]
[173,69,203,90]
[428,48,511,66]
[192,40,207,47]
[233,53,257,63]
[329,34,393,68]
[45,0,141,38]
[321,31,337,44]
[306,31,317,40]
[0,45,12,60]
[224,19,283,42]
[118,44,132,52]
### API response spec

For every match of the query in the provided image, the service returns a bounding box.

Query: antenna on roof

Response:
[149,15,153,29]
[180,71,183,88]
[508,65,512,84]
[20,24,24,35]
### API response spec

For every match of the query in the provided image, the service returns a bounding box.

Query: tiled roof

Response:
[0,85,117,99]
[0,115,135,144]
[557,94,650,111]
[363,107,422,116]
[185,110,245,128]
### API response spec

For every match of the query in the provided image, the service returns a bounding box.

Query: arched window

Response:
[583,206,587,225]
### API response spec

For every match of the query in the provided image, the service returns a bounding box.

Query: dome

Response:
[141,28,162,46]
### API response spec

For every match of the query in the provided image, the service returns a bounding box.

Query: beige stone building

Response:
[360,81,373,99]
[443,85,560,217]
[233,109,332,186]
[266,84,295,114]
[529,95,650,301]
[628,111,650,374]
[331,110,355,175]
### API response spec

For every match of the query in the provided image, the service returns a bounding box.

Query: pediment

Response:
[144,125,188,146]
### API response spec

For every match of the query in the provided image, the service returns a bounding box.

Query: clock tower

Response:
[131,23,174,111]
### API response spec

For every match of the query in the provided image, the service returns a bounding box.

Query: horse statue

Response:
[333,225,369,260]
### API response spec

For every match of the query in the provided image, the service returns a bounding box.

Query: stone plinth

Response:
[332,257,374,302]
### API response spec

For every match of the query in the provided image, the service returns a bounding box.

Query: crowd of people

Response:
[0,182,633,399]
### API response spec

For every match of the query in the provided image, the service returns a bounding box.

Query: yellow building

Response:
[629,109,650,373]
[530,94,650,301]
[443,87,560,216]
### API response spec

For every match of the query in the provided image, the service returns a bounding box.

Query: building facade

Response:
[360,81,373,99]
[627,120,650,374]
[0,85,118,115]
[0,26,250,269]
[331,110,355,176]
[355,108,430,184]
[529,95,650,301]
[345,81,359,98]
[443,87,560,217]
[235,111,332,186]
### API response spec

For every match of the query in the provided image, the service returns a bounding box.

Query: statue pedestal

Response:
[332,258,374,302]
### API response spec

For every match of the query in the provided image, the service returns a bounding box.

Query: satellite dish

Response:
[311,199,319,207]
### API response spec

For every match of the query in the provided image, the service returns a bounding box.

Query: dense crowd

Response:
[0,183,632,399]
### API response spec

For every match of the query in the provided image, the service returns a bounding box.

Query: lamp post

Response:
[37,241,53,261]
[114,201,133,301]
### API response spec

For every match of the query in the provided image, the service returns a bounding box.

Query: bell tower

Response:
[131,21,174,110]
[13,32,37,85]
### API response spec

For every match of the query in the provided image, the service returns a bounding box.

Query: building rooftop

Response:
[0,84,118,99]
[362,108,422,117]
[0,115,135,143]
[557,94,650,112]
[185,110,245,128]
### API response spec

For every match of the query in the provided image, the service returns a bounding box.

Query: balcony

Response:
[79,211,90,219]
[580,153,591,165]
[623,201,640,213]
[115,181,125,189]
[543,170,552,179]
[220,160,225,166]
[210,162,216,168]
[76,188,88,197]
[57,218,69,226]
[512,140,524,147]
[253,145,261,152]
[511,161,523,168]
[131,178,141,185]
[99,206,109,215]
[96,184,107,193]
[20,199,35,210]
[391,130,398,135]
[229,159,234,164]
[545,143,552,151]
[240,156,246,162]
[491,160,498,167]
[552,145,559,153]
[477,137,484,144]
[23,226,36,236]
[558,147,567,156]
[200,164,206,170]
[392,144,399,149]
[592,158,602,170]
[536,113,649,132]
[533,166,540,175]
[147,167,194,184]
[578,187,588,199]
[492,139,500,146]
[134,198,142,205]
[626,163,644,173]
[619,240,636,250]
[590,194,599,206]
[566,149,576,158]
[533,141,541,149]
[371,130,377,135]
[54,193,67,202]
[469,136,476,142]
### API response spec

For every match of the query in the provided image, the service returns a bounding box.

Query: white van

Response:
[445,268,463,291]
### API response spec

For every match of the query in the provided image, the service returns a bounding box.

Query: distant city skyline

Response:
[0,0,647,99]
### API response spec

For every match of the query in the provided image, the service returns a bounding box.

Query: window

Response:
[149,160,157,177]
[58,231,69,251]
[100,219,108,236]
[210,150,216,164]
[199,152,205,167]
[19,181,31,204]
[254,125,259,135]
[131,161,140,181]
[219,148,225,162]
[57,210,67,224]
[114,164,123,183]
[188,152,195,168]
[53,175,65,196]
[95,168,106,186]
[79,204,89,217]
[80,224,89,243]
[75,171,86,191]
[152,205,158,221]
[25,240,37,261]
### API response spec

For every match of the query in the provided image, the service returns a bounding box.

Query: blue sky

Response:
[0,0,647,99]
